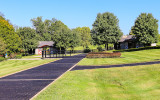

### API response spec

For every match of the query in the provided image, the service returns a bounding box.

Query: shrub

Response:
[92,49,99,52]
[97,46,103,52]
[116,46,160,52]
[84,47,91,53]
[9,53,16,59]
[15,54,22,59]
[86,52,121,58]
[0,57,7,62]
[22,53,29,56]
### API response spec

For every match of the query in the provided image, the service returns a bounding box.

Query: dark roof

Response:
[118,35,135,42]
[38,41,54,48]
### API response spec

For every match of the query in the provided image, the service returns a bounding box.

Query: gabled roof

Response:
[118,35,135,42]
[38,41,54,48]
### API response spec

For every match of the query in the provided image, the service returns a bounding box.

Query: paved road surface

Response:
[0,54,85,100]
[72,60,160,71]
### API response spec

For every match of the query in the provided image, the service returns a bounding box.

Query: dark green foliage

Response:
[115,46,160,52]
[0,38,6,55]
[70,29,81,50]
[31,17,54,41]
[17,27,38,53]
[52,21,72,50]
[97,46,103,52]
[91,12,123,50]
[84,47,91,53]
[132,13,159,45]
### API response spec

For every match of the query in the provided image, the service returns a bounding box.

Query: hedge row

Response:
[86,52,121,58]
[116,46,160,52]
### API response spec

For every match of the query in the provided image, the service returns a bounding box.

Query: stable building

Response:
[115,35,156,49]
[35,41,54,55]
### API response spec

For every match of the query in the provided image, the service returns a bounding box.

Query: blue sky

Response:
[0,0,160,34]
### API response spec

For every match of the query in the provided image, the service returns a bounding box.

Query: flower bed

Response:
[86,52,121,58]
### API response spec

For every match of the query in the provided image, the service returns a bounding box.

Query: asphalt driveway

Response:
[0,54,85,100]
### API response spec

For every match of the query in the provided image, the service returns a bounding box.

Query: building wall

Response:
[151,43,156,46]
[35,48,43,55]
[35,47,57,55]
[120,42,128,49]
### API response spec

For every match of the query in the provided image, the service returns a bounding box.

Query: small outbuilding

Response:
[35,41,55,55]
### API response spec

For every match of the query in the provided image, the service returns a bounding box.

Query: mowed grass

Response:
[67,44,113,50]
[78,49,160,65]
[0,59,59,77]
[21,55,41,59]
[34,64,160,100]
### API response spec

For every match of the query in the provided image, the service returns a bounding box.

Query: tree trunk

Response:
[105,43,107,50]
[25,49,26,56]
[105,43,109,50]
[60,47,61,55]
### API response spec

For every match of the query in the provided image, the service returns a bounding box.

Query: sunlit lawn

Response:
[78,49,160,65]
[22,54,41,59]
[34,64,160,100]
[67,44,113,50]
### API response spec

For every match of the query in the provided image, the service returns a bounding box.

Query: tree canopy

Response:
[0,37,6,55]
[131,13,159,45]
[52,21,72,50]
[16,27,38,52]
[69,29,81,50]
[74,27,91,48]
[91,12,123,50]
[0,16,21,53]
[31,17,55,41]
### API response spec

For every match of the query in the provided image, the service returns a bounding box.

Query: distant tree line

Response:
[0,12,159,57]
[0,14,92,56]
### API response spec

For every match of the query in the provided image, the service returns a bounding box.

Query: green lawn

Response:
[33,64,160,100]
[67,44,113,50]
[78,49,160,65]
[22,55,41,59]
[0,58,59,77]
[67,45,103,50]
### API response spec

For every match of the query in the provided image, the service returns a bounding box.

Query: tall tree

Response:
[52,21,72,50]
[17,27,38,54]
[31,17,53,41]
[74,27,91,48]
[70,29,81,50]
[132,13,159,46]
[91,12,123,50]
[0,15,21,53]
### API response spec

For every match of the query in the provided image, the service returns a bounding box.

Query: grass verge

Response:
[33,64,160,100]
